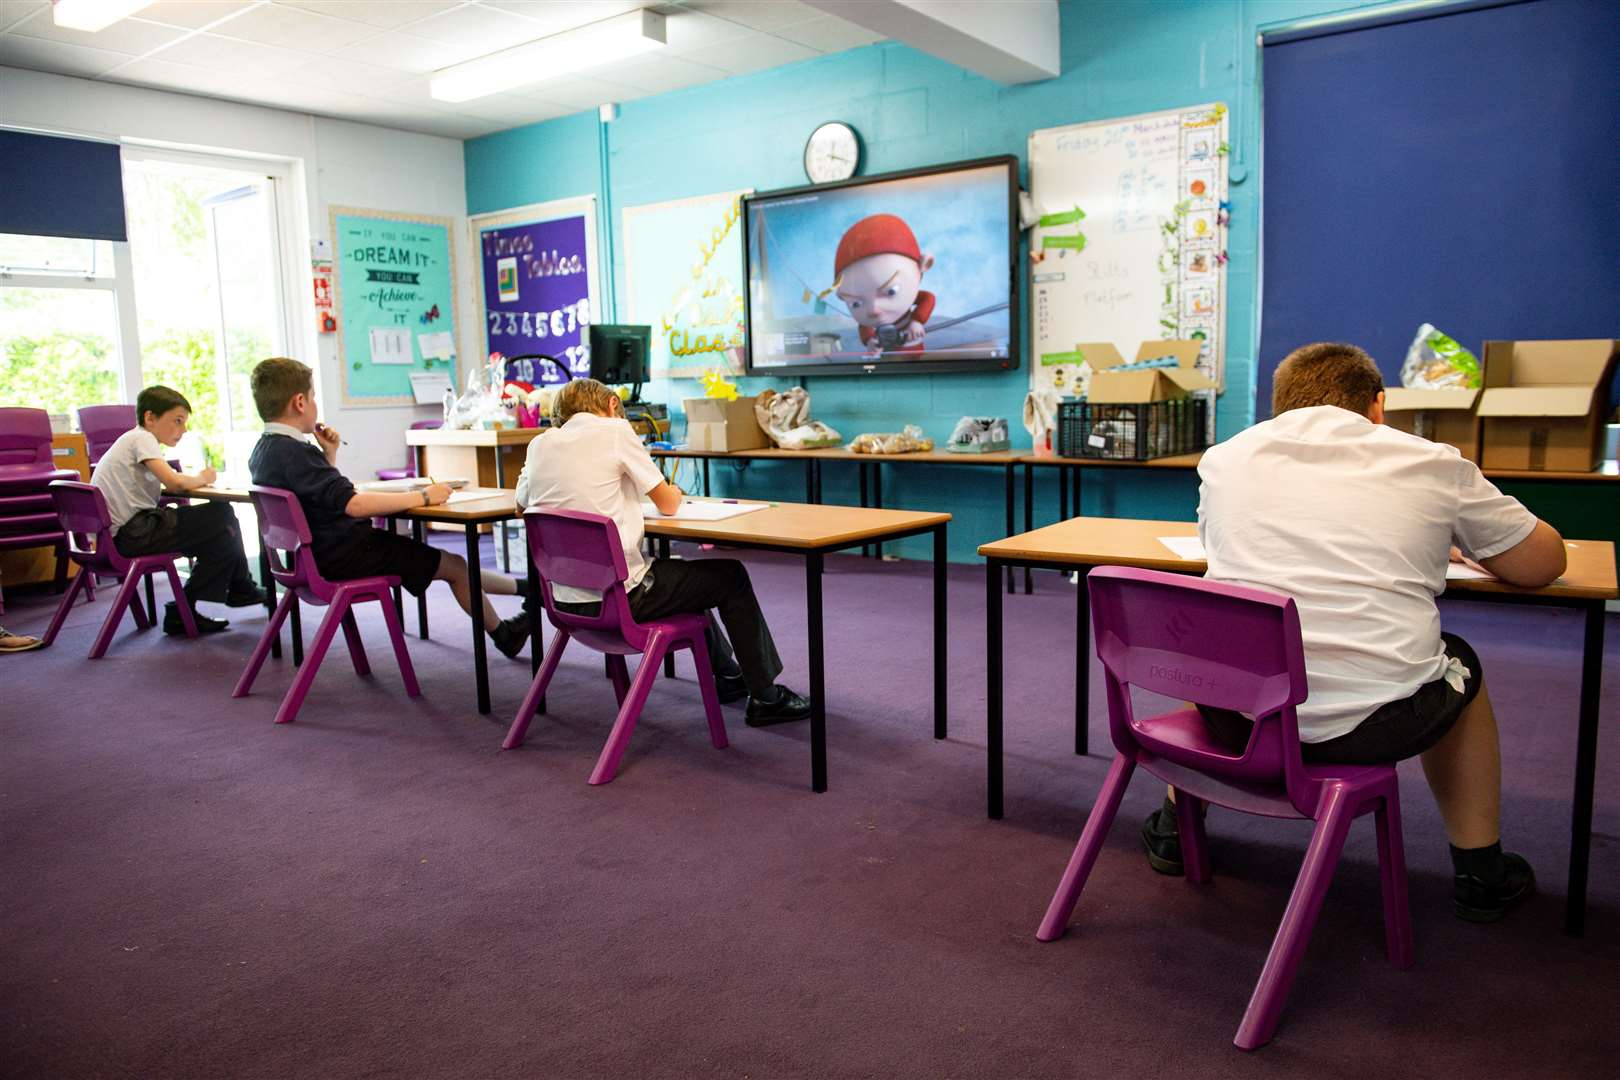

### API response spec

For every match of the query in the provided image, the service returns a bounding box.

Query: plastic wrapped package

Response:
[1402,323,1482,389]
[754,387,842,450]
[848,425,934,454]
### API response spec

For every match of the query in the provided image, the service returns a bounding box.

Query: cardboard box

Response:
[1475,339,1620,472]
[1382,387,1481,463]
[1080,341,1215,404]
[684,397,769,452]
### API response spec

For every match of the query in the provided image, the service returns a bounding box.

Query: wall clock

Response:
[804,121,861,183]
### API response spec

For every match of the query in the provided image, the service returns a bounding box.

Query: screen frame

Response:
[741,154,1021,378]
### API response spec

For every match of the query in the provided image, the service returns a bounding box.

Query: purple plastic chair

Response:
[1036,566,1412,1050]
[502,508,727,785]
[0,407,77,601]
[77,404,136,465]
[39,481,198,655]
[376,419,441,481]
[232,485,420,725]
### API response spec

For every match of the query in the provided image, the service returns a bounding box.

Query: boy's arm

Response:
[619,424,681,514]
[1475,520,1566,587]
[143,457,216,492]
[645,478,683,515]
[345,484,451,518]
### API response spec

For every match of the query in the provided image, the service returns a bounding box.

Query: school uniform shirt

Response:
[91,427,165,535]
[247,422,371,558]
[514,412,665,604]
[1197,405,1537,743]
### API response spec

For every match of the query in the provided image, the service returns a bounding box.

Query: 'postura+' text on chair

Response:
[1036,566,1412,1050]
[233,485,419,725]
[502,508,727,785]
[40,480,198,655]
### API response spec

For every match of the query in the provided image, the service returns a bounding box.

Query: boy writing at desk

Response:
[1144,342,1567,922]
[246,358,529,659]
[514,378,810,725]
[91,385,263,634]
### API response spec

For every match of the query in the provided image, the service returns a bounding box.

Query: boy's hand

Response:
[1449,545,1489,575]
[423,483,452,506]
[314,423,342,453]
[196,466,218,487]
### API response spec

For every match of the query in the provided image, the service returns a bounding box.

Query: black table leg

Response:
[987,557,1004,819]
[259,547,281,661]
[144,574,156,627]
[412,520,429,640]
[859,463,870,557]
[933,523,947,740]
[467,522,490,715]
[808,550,827,792]
[1004,464,1015,594]
[290,595,303,667]
[1565,602,1605,936]
[805,459,815,504]
[1023,463,1034,595]
[393,584,403,623]
[703,457,711,498]
[659,536,675,679]
[1075,566,1090,756]
[873,464,883,559]
[1072,466,1081,518]
[1059,464,1069,522]
[814,459,823,504]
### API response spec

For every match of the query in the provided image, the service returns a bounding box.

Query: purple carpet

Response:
[2,539,1616,1078]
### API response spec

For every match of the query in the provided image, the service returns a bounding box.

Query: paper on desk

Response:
[1445,562,1493,581]
[1158,535,1206,560]
[641,499,768,522]
[445,489,495,505]
[359,477,469,492]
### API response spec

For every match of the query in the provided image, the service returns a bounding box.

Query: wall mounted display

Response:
[622,189,750,380]
[469,195,599,386]
[330,207,459,407]
[1028,104,1229,438]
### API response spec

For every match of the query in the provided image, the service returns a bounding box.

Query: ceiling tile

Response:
[286,55,416,95]
[0,33,136,77]
[0,1,50,35]
[452,94,573,127]
[138,1,259,31]
[147,31,314,77]
[406,3,545,49]
[104,56,268,96]
[608,52,726,94]
[679,0,819,33]
[483,1,643,35]
[277,1,461,30]
[8,10,187,54]
[329,31,447,74]
[522,74,646,110]
[770,15,884,53]
[680,29,813,74]
[211,2,380,53]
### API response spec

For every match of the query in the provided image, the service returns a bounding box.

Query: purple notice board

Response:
[476,212,594,386]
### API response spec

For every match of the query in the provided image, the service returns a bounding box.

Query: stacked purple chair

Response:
[40,481,198,655]
[76,404,137,466]
[1036,566,1412,1050]
[375,419,441,481]
[0,407,78,612]
[503,508,727,785]
[233,485,419,725]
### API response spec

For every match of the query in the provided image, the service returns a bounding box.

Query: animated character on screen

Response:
[833,214,935,353]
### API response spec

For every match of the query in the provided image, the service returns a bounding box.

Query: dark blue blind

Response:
[1258,0,1620,417]
[0,130,128,242]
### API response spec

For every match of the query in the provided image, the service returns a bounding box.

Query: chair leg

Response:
[607,654,631,705]
[128,581,152,630]
[1037,753,1136,941]
[89,571,145,659]
[1374,786,1414,970]
[273,598,350,725]
[163,563,198,638]
[589,633,667,786]
[233,590,297,698]
[375,591,420,698]
[1234,785,1356,1051]
[82,571,95,602]
[504,628,570,749]
[340,608,371,676]
[1175,790,1212,884]
[686,632,728,750]
[40,569,90,647]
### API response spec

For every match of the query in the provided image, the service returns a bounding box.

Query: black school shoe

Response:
[744,685,812,726]
[1454,852,1536,923]
[225,584,268,608]
[1142,798,1184,876]
[491,611,531,659]
[164,602,229,635]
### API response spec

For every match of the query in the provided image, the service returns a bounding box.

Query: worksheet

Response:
[640,499,769,522]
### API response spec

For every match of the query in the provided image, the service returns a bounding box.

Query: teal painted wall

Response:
[465,0,1398,562]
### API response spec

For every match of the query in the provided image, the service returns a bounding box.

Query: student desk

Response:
[406,427,548,572]
[978,517,1616,936]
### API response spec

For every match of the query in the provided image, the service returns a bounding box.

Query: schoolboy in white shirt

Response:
[1145,342,1567,922]
[514,378,810,725]
[90,385,263,634]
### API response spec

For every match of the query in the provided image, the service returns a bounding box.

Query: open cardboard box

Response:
[1081,340,1214,403]
[684,397,770,452]
[1382,387,1481,463]
[1476,339,1620,471]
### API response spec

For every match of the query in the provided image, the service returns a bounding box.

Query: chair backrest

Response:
[523,508,650,652]
[1087,566,1318,813]
[48,480,128,574]
[77,405,137,463]
[247,485,334,602]
[0,407,54,468]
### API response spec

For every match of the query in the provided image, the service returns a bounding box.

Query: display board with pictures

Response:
[1028,104,1228,438]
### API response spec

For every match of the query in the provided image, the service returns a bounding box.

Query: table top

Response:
[652,445,1022,465]
[979,517,1617,602]
[174,484,253,503]
[1482,459,1620,482]
[1020,452,1204,470]
[405,427,547,447]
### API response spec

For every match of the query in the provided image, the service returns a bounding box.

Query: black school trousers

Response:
[114,502,256,605]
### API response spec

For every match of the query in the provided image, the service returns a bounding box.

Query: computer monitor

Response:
[588,324,651,388]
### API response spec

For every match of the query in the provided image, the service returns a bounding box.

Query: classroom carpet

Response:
[2,539,1617,1079]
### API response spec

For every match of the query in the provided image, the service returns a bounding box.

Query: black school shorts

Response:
[314,528,442,597]
[1199,632,1483,766]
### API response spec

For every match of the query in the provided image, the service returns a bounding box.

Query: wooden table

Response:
[978,517,1616,936]
[406,427,548,572]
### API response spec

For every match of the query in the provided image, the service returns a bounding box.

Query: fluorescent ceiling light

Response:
[52,0,154,33]
[430,9,666,104]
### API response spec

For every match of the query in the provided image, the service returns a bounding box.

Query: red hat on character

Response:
[834,214,922,281]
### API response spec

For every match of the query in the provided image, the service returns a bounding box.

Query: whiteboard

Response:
[1028,104,1229,435]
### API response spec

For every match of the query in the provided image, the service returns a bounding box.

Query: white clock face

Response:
[805,122,860,183]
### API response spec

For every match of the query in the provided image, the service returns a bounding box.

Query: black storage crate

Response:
[1057,397,1210,461]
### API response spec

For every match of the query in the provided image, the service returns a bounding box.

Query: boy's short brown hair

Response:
[136,385,190,426]
[1271,342,1385,417]
[251,357,314,421]
[551,378,620,424]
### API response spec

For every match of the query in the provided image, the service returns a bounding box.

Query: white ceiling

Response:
[0,0,885,139]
